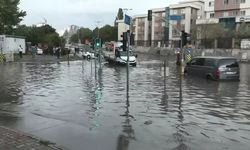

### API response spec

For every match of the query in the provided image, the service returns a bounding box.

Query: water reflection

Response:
[0,57,250,150]
[172,70,187,150]
[117,96,135,150]
[0,63,25,103]
[90,65,103,130]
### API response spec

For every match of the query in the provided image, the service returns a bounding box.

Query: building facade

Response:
[133,15,149,46]
[169,0,204,47]
[150,8,167,47]
[132,0,250,48]
[205,0,215,19]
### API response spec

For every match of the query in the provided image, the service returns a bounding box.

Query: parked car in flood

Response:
[184,56,240,81]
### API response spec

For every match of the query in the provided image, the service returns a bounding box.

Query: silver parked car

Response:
[185,56,240,81]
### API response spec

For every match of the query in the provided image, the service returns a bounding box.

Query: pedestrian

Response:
[56,47,60,59]
[31,45,37,58]
[53,47,56,56]
[18,45,23,58]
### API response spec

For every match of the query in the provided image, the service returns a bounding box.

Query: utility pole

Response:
[127,30,130,98]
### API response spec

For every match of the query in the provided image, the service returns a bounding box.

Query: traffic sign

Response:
[170,15,182,21]
[125,15,131,25]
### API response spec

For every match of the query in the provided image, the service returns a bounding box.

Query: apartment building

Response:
[133,8,169,47]
[150,8,167,47]
[133,15,149,46]
[236,0,250,23]
[205,0,215,18]
[169,0,204,47]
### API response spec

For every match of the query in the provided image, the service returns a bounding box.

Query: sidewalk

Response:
[0,126,63,150]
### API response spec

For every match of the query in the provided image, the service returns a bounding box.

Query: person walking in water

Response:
[31,45,37,58]
[19,45,23,58]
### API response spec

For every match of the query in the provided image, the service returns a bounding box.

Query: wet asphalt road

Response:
[0,55,250,150]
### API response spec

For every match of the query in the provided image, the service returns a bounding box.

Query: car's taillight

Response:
[215,69,220,78]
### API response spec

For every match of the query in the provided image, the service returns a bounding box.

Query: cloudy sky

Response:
[19,0,182,34]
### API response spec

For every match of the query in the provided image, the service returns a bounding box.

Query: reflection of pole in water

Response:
[90,67,103,130]
[161,59,168,109]
[179,68,183,110]
[116,93,135,150]
[171,67,187,150]
[82,58,84,74]
[91,59,93,77]
[95,56,97,81]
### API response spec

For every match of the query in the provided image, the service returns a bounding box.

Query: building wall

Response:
[240,0,250,16]
[169,7,199,42]
[240,0,250,9]
[133,15,149,46]
[0,35,26,54]
[214,0,240,17]
[117,21,130,41]
[151,8,166,44]
[205,0,215,19]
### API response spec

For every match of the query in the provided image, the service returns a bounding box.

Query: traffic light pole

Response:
[127,31,130,98]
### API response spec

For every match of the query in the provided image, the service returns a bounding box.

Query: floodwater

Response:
[0,55,250,150]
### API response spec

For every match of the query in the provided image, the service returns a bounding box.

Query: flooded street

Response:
[0,55,250,150]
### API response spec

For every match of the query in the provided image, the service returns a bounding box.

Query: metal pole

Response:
[95,47,97,81]
[164,59,166,92]
[99,47,102,69]
[127,31,130,97]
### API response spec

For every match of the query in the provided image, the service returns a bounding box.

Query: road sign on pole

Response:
[169,15,182,21]
[124,15,131,25]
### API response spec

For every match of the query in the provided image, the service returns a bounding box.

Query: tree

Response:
[0,0,26,34]
[194,23,230,48]
[236,22,250,39]
[114,8,124,26]
[99,25,117,42]
[14,25,63,47]
[70,27,92,44]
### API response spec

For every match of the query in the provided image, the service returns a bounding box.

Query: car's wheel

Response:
[87,55,91,59]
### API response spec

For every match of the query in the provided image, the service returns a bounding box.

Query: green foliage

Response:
[99,25,117,42]
[70,28,92,43]
[0,0,26,34]
[14,25,63,47]
[196,23,230,40]
[236,23,250,38]
[70,25,117,44]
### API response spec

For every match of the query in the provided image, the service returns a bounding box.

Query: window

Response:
[241,0,245,3]
[233,11,238,16]
[173,10,178,14]
[205,59,216,67]
[224,0,229,4]
[181,9,185,14]
[209,1,214,7]
[240,11,246,16]
[210,13,215,18]
[190,58,205,66]
[223,12,229,17]
[232,0,239,4]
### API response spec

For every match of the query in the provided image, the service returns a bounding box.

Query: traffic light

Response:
[181,31,188,47]
[121,32,127,51]
[95,38,102,48]
[148,10,152,21]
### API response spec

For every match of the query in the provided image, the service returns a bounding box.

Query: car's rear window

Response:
[219,59,239,68]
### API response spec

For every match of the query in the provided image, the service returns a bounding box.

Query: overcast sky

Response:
[19,0,182,34]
